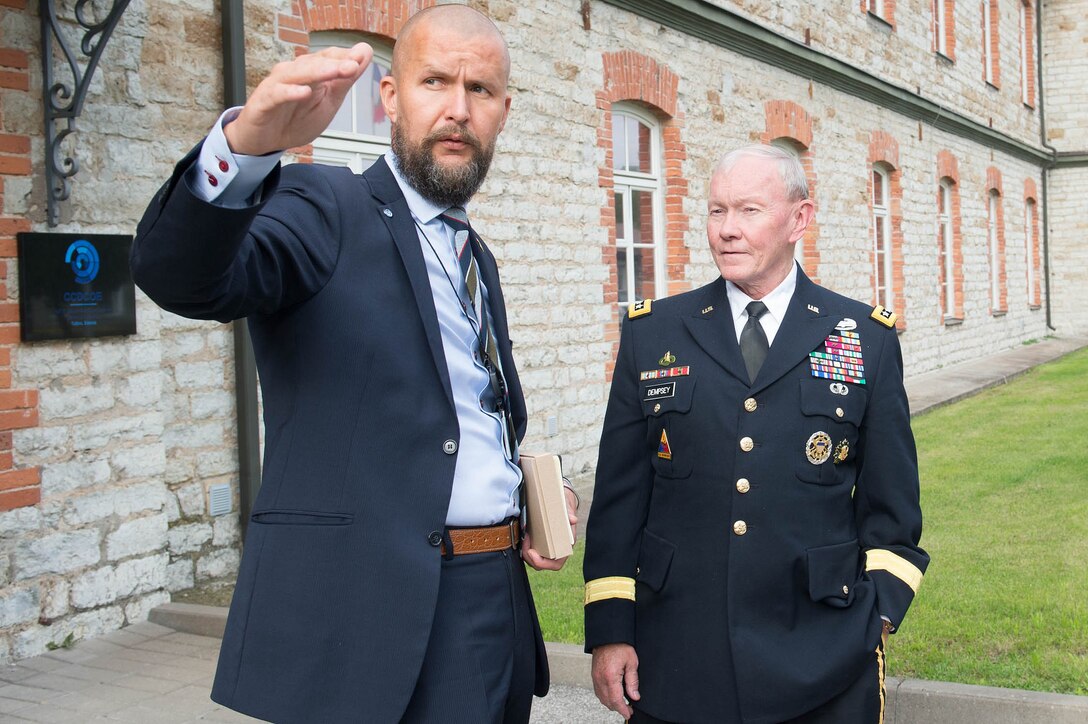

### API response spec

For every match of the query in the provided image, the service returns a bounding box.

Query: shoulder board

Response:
[870,305,898,328]
[628,299,653,319]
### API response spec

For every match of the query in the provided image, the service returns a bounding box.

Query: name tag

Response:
[643,382,676,401]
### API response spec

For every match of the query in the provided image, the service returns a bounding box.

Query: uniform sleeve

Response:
[854,327,929,630]
[583,316,655,652]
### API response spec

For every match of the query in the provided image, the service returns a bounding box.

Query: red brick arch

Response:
[936,150,965,321]
[278,0,437,47]
[598,52,688,378]
[868,131,906,329]
[762,100,820,283]
[985,166,1007,314]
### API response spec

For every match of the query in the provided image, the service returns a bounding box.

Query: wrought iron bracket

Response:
[40,0,132,226]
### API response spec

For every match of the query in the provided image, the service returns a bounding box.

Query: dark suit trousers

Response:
[400,549,536,724]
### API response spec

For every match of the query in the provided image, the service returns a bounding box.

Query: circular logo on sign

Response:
[65,240,100,284]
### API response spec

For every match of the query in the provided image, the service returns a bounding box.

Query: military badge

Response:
[807,304,819,313]
[640,366,691,381]
[658,350,676,366]
[835,318,857,331]
[658,429,673,460]
[809,330,866,384]
[871,305,897,327]
[829,382,849,396]
[833,439,850,463]
[702,305,714,315]
[629,299,653,319]
[806,431,832,465]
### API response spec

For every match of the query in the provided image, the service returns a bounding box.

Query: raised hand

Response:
[224,43,374,157]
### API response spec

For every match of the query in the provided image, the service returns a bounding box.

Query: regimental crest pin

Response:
[834,439,850,463]
[659,350,676,366]
[806,431,832,465]
[658,429,673,460]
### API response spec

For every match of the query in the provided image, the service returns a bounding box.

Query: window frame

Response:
[310,32,393,172]
[988,190,1002,309]
[938,179,955,318]
[1024,198,1036,305]
[982,0,996,86]
[871,165,893,310]
[611,104,667,307]
[935,0,948,56]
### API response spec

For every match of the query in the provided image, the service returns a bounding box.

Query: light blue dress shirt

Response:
[190,110,522,526]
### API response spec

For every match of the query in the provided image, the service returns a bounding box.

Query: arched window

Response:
[1024,198,1037,305]
[988,190,1002,310]
[871,165,893,309]
[611,105,665,307]
[310,33,393,171]
[938,179,955,317]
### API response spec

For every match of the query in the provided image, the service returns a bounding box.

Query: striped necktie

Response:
[440,207,518,459]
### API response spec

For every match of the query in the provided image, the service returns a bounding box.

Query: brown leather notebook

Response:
[519,451,574,559]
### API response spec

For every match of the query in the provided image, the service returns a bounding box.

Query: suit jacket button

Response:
[428,531,443,546]
[739,436,754,452]
[733,520,748,536]
[736,478,751,493]
[442,439,458,454]
[744,397,758,412]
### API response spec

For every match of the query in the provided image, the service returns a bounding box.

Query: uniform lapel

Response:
[681,278,750,385]
[749,271,839,394]
[362,158,455,411]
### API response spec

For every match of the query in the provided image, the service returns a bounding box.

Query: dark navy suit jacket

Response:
[583,272,928,724]
[132,151,548,722]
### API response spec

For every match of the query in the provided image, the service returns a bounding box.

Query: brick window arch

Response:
[1019,0,1036,107]
[982,0,1001,87]
[933,0,956,60]
[936,150,964,321]
[598,51,687,376]
[1023,178,1041,309]
[868,132,906,329]
[986,167,1007,314]
[762,100,820,283]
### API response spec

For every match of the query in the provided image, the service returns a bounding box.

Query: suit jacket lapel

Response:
[750,271,839,393]
[362,159,456,410]
[681,278,750,385]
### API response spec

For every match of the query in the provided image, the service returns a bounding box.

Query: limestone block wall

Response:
[0,0,1074,660]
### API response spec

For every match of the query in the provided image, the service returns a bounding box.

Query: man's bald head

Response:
[392,5,511,85]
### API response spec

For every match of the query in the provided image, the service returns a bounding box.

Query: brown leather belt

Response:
[441,519,521,556]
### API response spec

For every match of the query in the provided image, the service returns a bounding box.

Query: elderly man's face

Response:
[380,18,510,207]
[706,155,812,299]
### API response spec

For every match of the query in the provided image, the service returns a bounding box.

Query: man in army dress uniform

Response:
[583,145,929,723]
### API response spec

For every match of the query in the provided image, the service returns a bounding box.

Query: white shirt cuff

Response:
[190,107,283,207]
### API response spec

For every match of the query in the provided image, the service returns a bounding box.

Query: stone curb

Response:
[152,603,1088,723]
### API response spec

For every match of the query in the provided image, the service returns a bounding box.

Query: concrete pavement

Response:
[2,335,1086,723]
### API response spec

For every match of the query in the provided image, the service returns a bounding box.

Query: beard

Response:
[391,123,495,208]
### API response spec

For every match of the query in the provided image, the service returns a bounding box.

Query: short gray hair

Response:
[714,144,809,201]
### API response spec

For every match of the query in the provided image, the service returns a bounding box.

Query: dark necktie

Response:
[740,301,770,384]
[440,207,518,458]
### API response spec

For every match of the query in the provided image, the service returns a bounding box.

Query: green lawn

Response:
[528,346,1088,695]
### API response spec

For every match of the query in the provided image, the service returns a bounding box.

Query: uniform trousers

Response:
[629,642,886,724]
[399,548,537,724]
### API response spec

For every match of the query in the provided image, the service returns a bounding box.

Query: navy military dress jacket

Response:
[131,150,548,722]
[583,271,928,724]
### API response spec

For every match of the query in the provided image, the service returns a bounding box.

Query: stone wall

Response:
[0,0,1080,660]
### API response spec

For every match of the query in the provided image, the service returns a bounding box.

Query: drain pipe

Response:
[221,0,262,534]
[1034,0,1058,332]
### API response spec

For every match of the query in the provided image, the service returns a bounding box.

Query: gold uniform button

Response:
[743,397,758,412]
[842,585,850,596]
[736,478,751,494]
[733,520,747,536]
[739,437,754,452]
[653,403,661,413]
[835,407,845,418]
